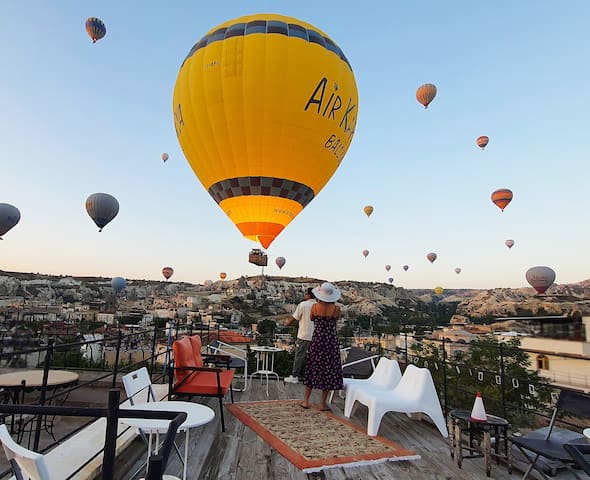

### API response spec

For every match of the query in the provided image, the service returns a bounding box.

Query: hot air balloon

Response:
[434,286,444,295]
[364,205,374,218]
[455,268,462,274]
[219,272,227,281]
[162,267,174,280]
[403,265,409,271]
[85,193,119,232]
[491,189,513,212]
[0,204,21,239]
[161,153,169,162]
[505,239,515,249]
[173,14,358,249]
[476,136,489,150]
[85,17,106,43]
[385,264,391,272]
[388,277,394,284]
[525,266,556,294]
[427,252,437,264]
[276,257,286,270]
[416,83,437,108]
[111,277,127,293]
[204,280,213,287]
[362,250,369,258]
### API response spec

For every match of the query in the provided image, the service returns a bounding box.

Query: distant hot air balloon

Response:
[85,193,119,232]
[162,267,174,280]
[385,264,391,272]
[219,272,227,281]
[204,280,213,287]
[505,239,515,249]
[434,286,444,295]
[0,204,21,239]
[388,277,394,284]
[85,17,106,43]
[476,136,489,150]
[364,205,374,218]
[491,188,513,212]
[416,83,437,109]
[276,257,286,270]
[403,265,409,271]
[362,250,369,258]
[161,153,169,162]
[455,268,461,274]
[174,14,358,249]
[525,266,556,294]
[427,252,437,264]
[111,277,126,293]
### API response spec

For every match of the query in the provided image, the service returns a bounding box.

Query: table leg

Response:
[483,430,491,477]
[448,417,455,458]
[506,425,513,474]
[183,428,189,480]
[455,419,463,468]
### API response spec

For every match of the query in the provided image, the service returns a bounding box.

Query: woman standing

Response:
[301,282,344,411]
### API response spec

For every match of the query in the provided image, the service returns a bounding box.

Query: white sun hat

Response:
[312,282,341,303]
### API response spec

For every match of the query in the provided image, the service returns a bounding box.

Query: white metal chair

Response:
[344,364,448,438]
[0,424,54,480]
[207,340,249,391]
[342,358,402,414]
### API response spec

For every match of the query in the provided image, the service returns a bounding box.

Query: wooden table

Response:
[448,409,512,477]
[0,370,79,392]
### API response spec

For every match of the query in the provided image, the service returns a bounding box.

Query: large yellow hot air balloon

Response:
[173,14,359,249]
[491,188,513,212]
[363,205,374,218]
[416,83,437,108]
[434,286,444,295]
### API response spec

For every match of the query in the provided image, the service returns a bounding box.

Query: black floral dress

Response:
[304,308,343,391]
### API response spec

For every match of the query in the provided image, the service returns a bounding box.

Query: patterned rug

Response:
[226,399,420,473]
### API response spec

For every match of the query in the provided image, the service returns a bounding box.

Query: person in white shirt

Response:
[284,288,316,384]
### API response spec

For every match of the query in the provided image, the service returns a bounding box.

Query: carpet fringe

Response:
[302,454,422,473]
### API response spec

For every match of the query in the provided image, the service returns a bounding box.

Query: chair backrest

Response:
[173,336,203,382]
[342,347,378,378]
[395,365,438,400]
[0,424,53,480]
[544,389,590,439]
[122,367,155,405]
[370,358,402,389]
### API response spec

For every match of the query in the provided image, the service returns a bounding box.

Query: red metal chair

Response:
[168,335,234,431]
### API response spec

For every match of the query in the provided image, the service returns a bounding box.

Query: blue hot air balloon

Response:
[388,277,394,284]
[85,17,106,43]
[0,204,21,239]
[111,277,127,293]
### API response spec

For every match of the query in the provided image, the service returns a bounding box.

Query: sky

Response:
[1,2,589,290]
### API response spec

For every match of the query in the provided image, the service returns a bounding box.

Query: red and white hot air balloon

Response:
[505,239,515,249]
[162,267,174,280]
[426,252,437,264]
[476,136,489,150]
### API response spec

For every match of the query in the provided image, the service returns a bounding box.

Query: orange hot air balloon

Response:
[416,83,437,108]
[173,14,358,249]
[363,205,374,218]
[362,249,369,258]
[162,267,174,280]
[427,252,437,263]
[505,239,515,249]
[219,272,227,281]
[491,189,513,211]
[476,136,489,150]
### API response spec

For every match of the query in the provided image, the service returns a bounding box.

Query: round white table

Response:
[121,401,214,480]
[250,346,282,396]
[0,370,79,391]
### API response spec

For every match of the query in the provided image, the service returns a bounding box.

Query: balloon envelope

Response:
[526,266,556,294]
[505,239,515,249]
[403,265,409,271]
[111,277,127,293]
[0,204,21,239]
[427,252,437,263]
[364,205,374,218]
[416,83,437,108]
[434,286,444,295]
[476,136,489,149]
[85,193,119,231]
[219,272,227,281]
[362,249,369,258]
[388,277,394,284]
[85,17,106,43]
[491,188,513,211]
[455,268,461,274]
[385,264,391,272]
[161,153,169,162]
[162,267,174,280]
[174,14,358,249]
[275,256,286,269]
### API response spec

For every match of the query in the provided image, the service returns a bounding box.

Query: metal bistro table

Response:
[250,346,282,396]
[448,409,512,477]
[121,401,215,480]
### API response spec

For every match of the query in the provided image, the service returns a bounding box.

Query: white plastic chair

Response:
[0,424,54,480]
[342,358,402,414]
[328,348,380,404]
[207,340,249,391]
[344,364,448,438]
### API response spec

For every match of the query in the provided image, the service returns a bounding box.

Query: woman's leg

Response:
[320,390,330,410]
[301,386,312,408]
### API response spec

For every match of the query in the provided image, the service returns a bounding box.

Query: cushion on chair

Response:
[173,338,200,382]
[173,370,234,396]
[187,336,204,368]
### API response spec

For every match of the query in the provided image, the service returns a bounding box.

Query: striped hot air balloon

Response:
[416,83,437,108]
[85,17,106,43]
[491,189,513,212]
[476,136,489,150]
[85,193,119,232]
[426,252,437,263]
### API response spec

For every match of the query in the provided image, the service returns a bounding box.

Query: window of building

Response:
[536,354,549,370]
